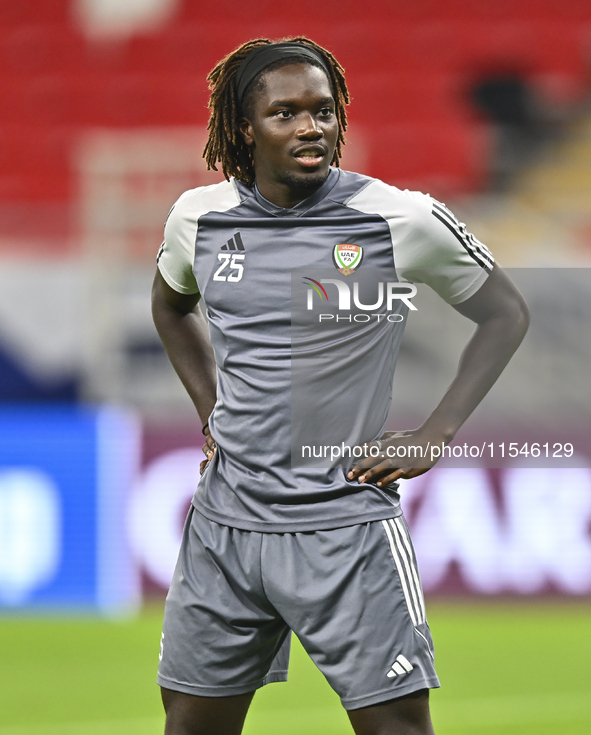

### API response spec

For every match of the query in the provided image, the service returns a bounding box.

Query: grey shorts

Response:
[157,508,440,710]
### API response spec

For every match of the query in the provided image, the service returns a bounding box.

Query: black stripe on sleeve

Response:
[432,202,494,267]
[431,207,493,272]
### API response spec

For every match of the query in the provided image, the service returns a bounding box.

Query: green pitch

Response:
[0,601,590,735]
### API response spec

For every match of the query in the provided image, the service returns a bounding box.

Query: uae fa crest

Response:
[333,243,363,276]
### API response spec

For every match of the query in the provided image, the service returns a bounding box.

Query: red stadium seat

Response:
[1,25,86,74]
[1,0,590,228]
[0,128,70,204]
[365,121,491,195]
[347,71,466,124]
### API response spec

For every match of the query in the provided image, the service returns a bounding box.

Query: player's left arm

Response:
[348,263,529,485]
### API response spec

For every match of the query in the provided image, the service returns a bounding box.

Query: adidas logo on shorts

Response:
[386,654,414,678]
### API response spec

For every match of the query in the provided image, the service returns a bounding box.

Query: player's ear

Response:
[239,118,255,146]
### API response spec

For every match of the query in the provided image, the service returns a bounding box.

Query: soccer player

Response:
[151,37,529,735]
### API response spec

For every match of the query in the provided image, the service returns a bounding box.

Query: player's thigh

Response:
[158,508,290,698]
[348,688,435,735]
[161,687,255,735]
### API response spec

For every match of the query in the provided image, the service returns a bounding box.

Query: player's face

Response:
[240,63,339,208]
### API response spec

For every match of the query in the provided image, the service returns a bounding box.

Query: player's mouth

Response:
[293,145,327,168]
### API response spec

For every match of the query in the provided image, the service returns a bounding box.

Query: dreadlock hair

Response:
[203,37,350,186]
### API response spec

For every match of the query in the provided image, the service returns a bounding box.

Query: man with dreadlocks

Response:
[152,37,528,735]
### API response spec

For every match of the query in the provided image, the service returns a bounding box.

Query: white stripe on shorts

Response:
[381,519,425,626]
[392,518,426,625]
[381,520,419,626]
[388,519,425,626]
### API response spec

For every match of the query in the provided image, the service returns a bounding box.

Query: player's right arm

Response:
[151,192,218,460]
[151,271,217,440]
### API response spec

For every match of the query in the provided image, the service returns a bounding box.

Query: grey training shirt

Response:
[157,168,493,532]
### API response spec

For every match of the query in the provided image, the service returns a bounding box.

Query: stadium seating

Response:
[0,0,590,250]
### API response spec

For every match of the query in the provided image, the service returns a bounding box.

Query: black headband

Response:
[235,42,331,105]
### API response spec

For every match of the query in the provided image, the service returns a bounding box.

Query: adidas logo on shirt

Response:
[221,233,245,251]
[386,654,414,679]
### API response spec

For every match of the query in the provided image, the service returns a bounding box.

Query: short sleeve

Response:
[396,196,494,305]
[156,192,200,295]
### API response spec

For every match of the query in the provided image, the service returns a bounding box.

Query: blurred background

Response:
[1,1,591,733]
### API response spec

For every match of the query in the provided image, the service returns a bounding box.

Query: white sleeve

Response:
[156,191,200,295]
[395,194,494,305]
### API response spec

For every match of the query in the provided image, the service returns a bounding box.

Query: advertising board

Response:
[0,406,140,613]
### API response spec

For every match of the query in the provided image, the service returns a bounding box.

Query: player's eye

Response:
[276,110,292,119]
[319,107,334,117]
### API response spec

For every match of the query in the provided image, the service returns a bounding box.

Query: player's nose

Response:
[296,112,323,139]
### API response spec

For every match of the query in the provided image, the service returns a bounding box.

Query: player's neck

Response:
[254,173,328,209]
